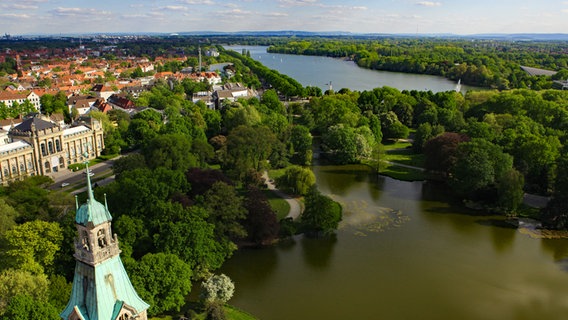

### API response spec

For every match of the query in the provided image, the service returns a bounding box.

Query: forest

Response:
[1,36,568,319]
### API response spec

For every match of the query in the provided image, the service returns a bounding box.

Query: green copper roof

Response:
[60,257,150,320]
[75,164,112,227]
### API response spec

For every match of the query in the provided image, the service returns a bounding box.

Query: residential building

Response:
[0,90,41,111]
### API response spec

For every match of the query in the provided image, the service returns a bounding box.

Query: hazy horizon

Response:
[1,1,567,36]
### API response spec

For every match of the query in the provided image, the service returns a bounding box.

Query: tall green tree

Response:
[143,133,198,172]
[202,182,247,240]
[276,165,316,196]
[301,186,342,236]
[243,186,279,245]
[129,253,192,316]
[1,220,63,275]
[223,125,277,179]
[289,125,313,166]
[0,269,49,313]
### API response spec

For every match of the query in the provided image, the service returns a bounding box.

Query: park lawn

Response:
[382,140,425,168]
[380,163,425,181]
[264,189,291,220]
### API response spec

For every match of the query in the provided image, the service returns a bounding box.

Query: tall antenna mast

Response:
[198,46,202,73]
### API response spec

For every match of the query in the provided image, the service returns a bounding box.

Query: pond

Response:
[221,164,568,320]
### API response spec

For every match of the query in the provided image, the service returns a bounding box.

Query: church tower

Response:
[61,165,149,320]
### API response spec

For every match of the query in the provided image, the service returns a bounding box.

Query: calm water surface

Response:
[225,45,479,93]
[222,165,568,320]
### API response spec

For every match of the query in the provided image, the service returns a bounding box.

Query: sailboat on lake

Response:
[455,79,462,92]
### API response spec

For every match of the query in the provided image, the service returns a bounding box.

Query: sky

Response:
[0,0,567,36]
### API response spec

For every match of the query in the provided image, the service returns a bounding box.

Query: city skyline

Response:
[0,0,567,36]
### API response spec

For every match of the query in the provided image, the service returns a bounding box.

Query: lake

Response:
[225,45,479,93]
[222,165,568,320]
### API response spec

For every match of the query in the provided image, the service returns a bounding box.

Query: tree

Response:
[321,124,358,164]
[224,125,277,179]
[223,102,261,132]
[186,168,233,199]
[449,138,514,199]
[276,165,316,196]
[0,269,49,313]
[200,274,235,304]
[289,125,313,166]
[2,220,63,275]
[202,182,247,240]
[381,111,410,140]
[243,186,279,245]
[496,168,525,214]
[112,153,147,176]
[261,89,286,115]
[3,175,53,222]
[0,294,59,320]
[542,153,568,229]
[301,185,342,236]
[0,198,18,236]
[423,132,470,175]
[143,133,197,172]
[151,204,232,275]
[129,253,192,316]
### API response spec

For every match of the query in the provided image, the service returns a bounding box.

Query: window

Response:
[55,139,61,152]
[48,141,53,154]
[81,231,90,251]
[97,229,107,248]
[27,160,33,170]
[20,163,25,172]
[40,143,46,156]
[12,165,16,174]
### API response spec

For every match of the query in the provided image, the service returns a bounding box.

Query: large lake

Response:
[219,47,568,320]
[225,45,479,93]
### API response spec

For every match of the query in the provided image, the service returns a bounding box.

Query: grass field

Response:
[379,140,426,181]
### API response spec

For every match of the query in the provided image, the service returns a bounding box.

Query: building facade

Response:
[0,115,104,185]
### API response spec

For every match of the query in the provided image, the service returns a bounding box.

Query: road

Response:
[49,158,117,192]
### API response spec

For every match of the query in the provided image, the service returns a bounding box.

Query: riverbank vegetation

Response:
[2,35,568,319]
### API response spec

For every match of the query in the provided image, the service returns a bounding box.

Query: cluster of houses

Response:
[0,45,259,184]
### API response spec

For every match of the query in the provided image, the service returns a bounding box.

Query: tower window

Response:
[97,229,107,248]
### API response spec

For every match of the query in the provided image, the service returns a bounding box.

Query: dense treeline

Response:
[223,48,304,97]
[268,38,568,89]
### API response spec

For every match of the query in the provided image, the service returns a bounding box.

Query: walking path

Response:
[383,160,425,172]
[262,172,302,220]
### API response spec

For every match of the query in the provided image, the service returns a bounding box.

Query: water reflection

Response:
[540,238,568,261]
[300,234,337,270]
[227,246,278,289]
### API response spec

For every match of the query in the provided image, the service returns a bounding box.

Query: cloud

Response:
[1,4,39,10]
[159,5,188,11]
[265,12,289,17]
[51,7,112,17]
[179,0,215,4]
[279,0,319,7]
[121,12,165,19]
[416,1,442,7]
[0,13,32,19]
